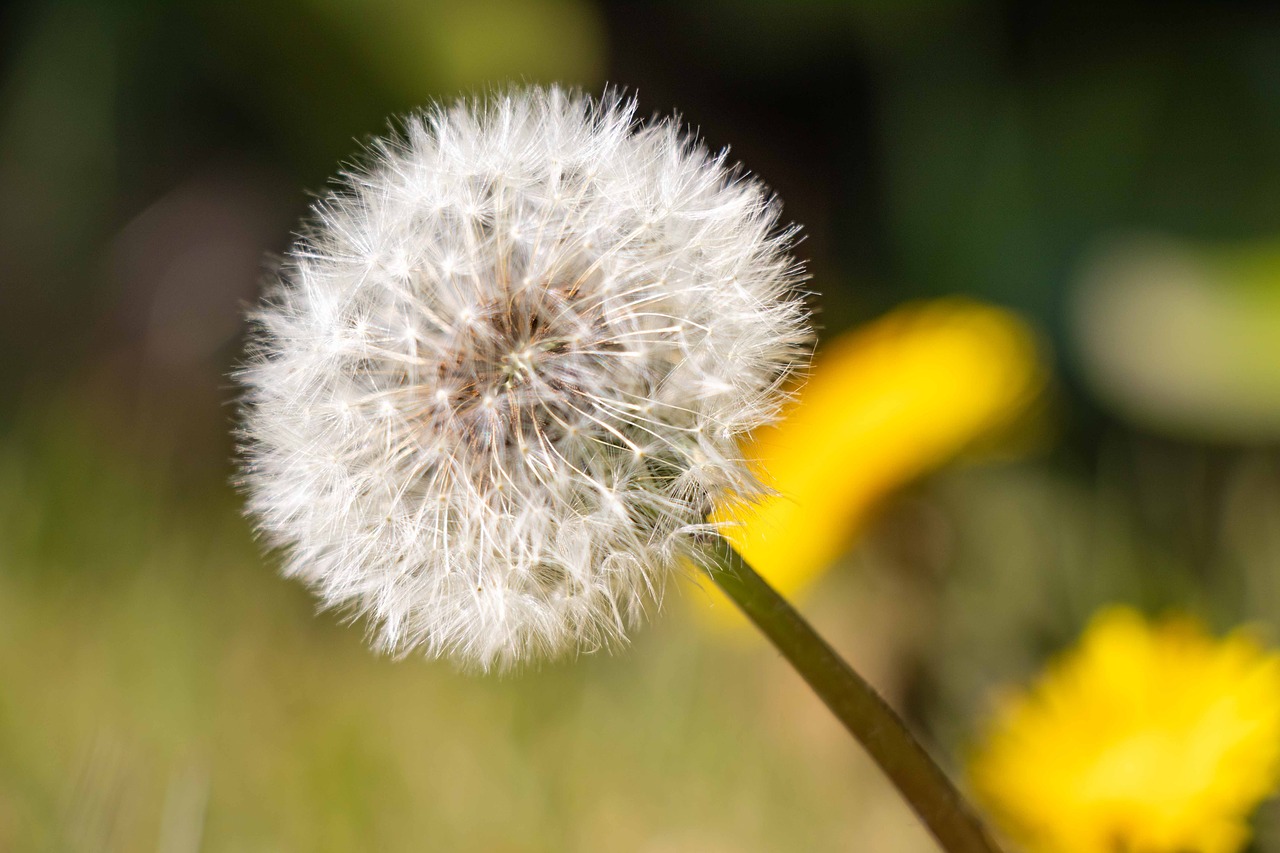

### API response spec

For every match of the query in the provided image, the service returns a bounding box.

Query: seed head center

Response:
[500,343,541,388]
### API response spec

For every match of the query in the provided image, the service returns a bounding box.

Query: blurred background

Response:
[7,1,1280,850]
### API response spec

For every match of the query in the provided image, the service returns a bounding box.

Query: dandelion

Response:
[237,87,809,671]
[238,86,999,853]
[969,606,1280,853]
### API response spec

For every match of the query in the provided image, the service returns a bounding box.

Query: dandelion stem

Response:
[707,537,1002,853]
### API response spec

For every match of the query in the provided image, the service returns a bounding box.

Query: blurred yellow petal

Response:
[969,607,1280,853]
[704,298,1045,613]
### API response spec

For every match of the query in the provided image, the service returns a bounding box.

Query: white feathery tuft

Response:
[237,86,810,670]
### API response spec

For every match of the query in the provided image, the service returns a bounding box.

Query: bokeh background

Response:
[7,1,1280,850]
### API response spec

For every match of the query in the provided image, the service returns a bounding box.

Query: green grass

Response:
[0,406,934,852]
[9,400,1280,851]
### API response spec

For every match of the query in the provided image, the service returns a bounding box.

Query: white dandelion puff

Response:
[237,86,810,670]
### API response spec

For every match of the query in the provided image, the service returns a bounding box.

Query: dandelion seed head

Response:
[238,86,810,670]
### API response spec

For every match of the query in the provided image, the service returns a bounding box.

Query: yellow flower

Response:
[969,607,1280,853]
[709,298,1045,601]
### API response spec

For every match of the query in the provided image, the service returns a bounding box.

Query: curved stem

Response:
[705,537,1002,853]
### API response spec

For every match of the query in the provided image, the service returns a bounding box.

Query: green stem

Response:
[706,537,1002,853]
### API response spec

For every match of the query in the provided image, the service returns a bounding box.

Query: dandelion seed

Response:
[237,86,810,670]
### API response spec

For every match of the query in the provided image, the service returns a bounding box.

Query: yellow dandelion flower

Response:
[969,606,1280,853]
[708,298,1045,602]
